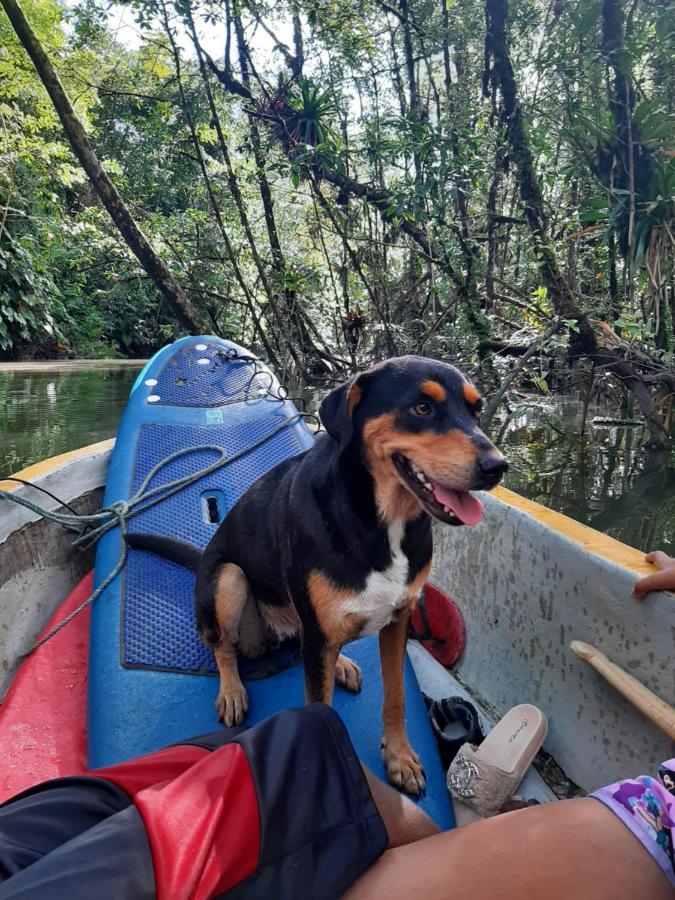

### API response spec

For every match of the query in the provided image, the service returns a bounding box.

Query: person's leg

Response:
[361,765,440,848]
[0,805,154,899]
[0,777,131,878]
[344,798,673,900]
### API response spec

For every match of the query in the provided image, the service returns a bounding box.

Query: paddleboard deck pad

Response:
[89,336,454,828]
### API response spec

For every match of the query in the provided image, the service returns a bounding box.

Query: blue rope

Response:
[0,414,304,656]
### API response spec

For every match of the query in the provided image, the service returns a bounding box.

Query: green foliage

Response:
[285,78,340,147]
[0,0,671,379]
[633,159,675,266]
[0,238,63,351]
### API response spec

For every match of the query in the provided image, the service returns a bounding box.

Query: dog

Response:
[128,355,507,794]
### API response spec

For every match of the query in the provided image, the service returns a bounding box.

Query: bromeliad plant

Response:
[263,77,342,180]
[634,160,675,351]
[284,77,339,147]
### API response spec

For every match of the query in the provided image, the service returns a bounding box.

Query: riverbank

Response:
[0,359,147,373]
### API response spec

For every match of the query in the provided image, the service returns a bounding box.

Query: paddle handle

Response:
[570,640,675,741]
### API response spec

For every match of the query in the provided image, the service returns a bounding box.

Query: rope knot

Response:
[111,500,129,520]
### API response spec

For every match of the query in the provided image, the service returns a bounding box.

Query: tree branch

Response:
[483,321,563,429]
[0,0,205,334]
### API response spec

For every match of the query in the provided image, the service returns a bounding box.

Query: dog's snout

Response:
[479,455,509,477]
[475,454,509,488]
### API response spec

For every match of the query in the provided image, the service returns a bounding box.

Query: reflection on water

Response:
[494,397,674,555]
[1,369,672,554]
[0,369,139,477]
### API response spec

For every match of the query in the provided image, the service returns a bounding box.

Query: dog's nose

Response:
[476,455,509,488]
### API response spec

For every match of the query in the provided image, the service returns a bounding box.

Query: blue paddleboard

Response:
[88,335,454,828]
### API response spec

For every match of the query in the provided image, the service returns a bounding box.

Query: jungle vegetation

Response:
[1,0,673,444]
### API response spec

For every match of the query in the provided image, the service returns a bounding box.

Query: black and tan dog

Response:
[129,356,507,794]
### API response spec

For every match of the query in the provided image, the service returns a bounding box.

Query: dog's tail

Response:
[124,533,202,573]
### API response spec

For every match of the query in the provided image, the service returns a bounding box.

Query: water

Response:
[0,367,140,476]
[1,367,672,554]
[493,397,674,556]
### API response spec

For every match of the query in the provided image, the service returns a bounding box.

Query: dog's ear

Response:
[319,375,364,447]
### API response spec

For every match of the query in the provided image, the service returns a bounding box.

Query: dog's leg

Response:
[303,645,362,700]
[237,590,267,659]
[335,653,362,692]
[303,633,340,706]
[302,572,365,703]
[379,604,426,795]
[210,563,253,727]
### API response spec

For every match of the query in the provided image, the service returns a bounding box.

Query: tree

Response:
[483,0,672,448]
[0,0,671,456]
[1,0,205,334]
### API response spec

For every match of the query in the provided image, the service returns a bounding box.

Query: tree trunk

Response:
[484,0,670,448]
[608,229,621,326]
[313,183,398,356]
[0,0,205,335]
[601,0,638,262]
[160,1,277,362]
[231,0,325,374]
[485,0,581,323]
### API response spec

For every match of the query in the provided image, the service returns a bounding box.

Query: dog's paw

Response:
[335,654,363,693]
[381,735,426,795]
[215,683,249,727]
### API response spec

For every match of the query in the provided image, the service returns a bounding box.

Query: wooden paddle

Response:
[570,641,675,741]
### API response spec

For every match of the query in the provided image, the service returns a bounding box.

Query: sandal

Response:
[424,695,485,769]
[409,584,466,667]
[447,703,547,819]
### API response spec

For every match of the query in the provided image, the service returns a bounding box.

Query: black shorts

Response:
[0,705,388,899]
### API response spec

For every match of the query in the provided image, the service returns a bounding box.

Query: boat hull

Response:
[432,488,674,790]
[1,442,673,796]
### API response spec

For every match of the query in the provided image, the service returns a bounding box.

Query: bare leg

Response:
[344,798,672,900]
[360,765,439,848]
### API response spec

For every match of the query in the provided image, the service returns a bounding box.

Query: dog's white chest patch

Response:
[342,522,410,635]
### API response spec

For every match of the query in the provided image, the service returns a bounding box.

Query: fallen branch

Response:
[483,321,563,430]
[478,339,531,357]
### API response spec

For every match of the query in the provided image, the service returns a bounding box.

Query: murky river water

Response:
[1,366,673,554]
[0,366,140,476]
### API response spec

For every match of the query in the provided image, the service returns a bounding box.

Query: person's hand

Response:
[632,551,675,599]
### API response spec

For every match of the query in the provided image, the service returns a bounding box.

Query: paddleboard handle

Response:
[570,640,675,741]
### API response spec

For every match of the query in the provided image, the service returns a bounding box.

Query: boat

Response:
[1,354,673,817]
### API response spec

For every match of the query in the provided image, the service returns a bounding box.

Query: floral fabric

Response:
[593,759,675,887]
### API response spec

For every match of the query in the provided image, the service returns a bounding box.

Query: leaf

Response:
[578,2,601,37]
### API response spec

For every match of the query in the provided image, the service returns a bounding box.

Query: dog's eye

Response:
[411,400,432,417]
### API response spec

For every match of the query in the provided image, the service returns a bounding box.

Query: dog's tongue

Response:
[431,483,484,526]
